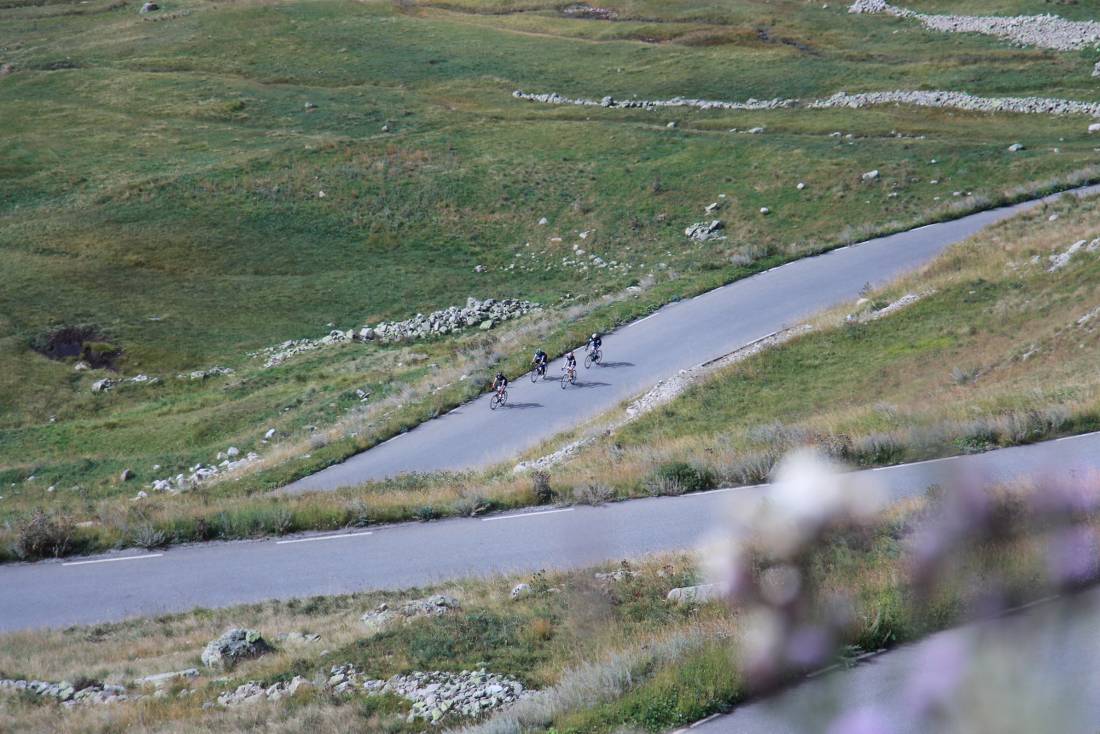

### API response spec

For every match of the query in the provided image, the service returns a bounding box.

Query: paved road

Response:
[697,586,1100,733]
[3,432,1099,632]
[286,184,1100,493]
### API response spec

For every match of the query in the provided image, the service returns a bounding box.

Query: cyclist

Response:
[586,333,602,361]
[564,350,577,379]
[493,371,509,396]
[532,348,548,374]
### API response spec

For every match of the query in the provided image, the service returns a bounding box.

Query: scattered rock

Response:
[226,446,240,458]
[91,378,116,393]
[796,182,806,190]
[1089,122,1100,134]
[360,595,459,636]
[120,469,134,482]
[185,366,234,381]
[1008,143,1025,152]
[684,220,725,242]
[201,629,272,670]
[1048,239,1088,272]
[264,428,276,440]
[136,669,199,688]
[666,583,725,604]
[759,207,770,215]
[73,361,90,371]
[861,169,880,181]
[0,63,13,77]
[474,264,486,273]
[304,101,317,110]
[0,677,130,706]
[666,121,677,128]
[139,1,158,12]
[538,217,549,225]
[509,583,531,601]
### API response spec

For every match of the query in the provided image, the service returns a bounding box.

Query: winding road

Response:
[2,432,1099,631]
[287,184,1100,493]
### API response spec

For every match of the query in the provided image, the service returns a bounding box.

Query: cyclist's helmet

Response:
[591,333,599,340]
[568,350,575,358]
[496,371,504,380]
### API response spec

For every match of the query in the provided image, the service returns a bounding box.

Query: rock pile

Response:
[365,670,528,722]
[217,676,311,705]
[684,220,726,242]
[517,87,1100,118]
[149,448,260,493]
[201,628,273,670]
[1047,238,1099,272]
[849,0,1100,52]
[562,3,616,20]
[0,677,130,706]
[361,594,460,636]
[254,298,538,368]
[811,90,1100,117]
[514,89,796,112]
[366,298,539,342]
[184,366,234,380]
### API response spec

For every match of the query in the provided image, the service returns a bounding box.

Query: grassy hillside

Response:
[3,0,1100,533]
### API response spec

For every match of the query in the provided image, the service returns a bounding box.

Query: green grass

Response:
[4,0,1100,542]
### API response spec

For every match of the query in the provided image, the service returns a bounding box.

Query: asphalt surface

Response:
[697,586,1100,733]
[3,432,1099,632]
[287,184,1100,493]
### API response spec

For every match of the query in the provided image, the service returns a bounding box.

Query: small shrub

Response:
[347,499,372,527]
[12,511,74,560]
[646,475,685,497]
[413,505,440,522]
[528,617,554,641]
[572,483,615,506]
[531,470,554,505]
[726,452,776,485]
[642,462,712,497]
[852,432,904,466]
[131,523,167,550]
[454,494,490,517]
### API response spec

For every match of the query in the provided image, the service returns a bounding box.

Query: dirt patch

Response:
[30,324,121,369]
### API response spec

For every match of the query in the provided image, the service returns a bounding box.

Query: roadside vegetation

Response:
[2,470,1097,733]
[5,0,1100,556]
[5,183,1100,560]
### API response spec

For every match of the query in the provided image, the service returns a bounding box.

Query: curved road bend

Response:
[3,432,1099,632]
[697,585,1100,733]
[286,184,1100,493]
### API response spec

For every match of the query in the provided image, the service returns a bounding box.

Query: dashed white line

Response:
[482,507,575,522]
[63,554,163,567]
[276,531,373,545]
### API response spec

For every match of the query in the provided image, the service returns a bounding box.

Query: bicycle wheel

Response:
[489,393,501,410]
[530,369,538,383]
[584,352,594,369]
[560,372,568,389]
[595,349,602,365]
[500,389,507,406]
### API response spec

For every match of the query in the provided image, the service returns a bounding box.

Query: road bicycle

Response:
[530,361,547,382]
[584,346,602,369]
[489,387,508,410]
[560,366,577,389]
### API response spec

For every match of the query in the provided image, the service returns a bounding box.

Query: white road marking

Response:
[276,531,373,545]
[482,507,575,522]
[633,312,659,326]
[871,455,954,472]
[63,554,163,567]
[678,485,758,498]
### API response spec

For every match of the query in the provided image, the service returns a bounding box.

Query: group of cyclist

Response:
[491,332,602,402]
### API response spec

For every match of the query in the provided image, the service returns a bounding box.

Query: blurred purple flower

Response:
[826,706,896,734]
[904,633,969,718]
[1046,525,1100,588]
